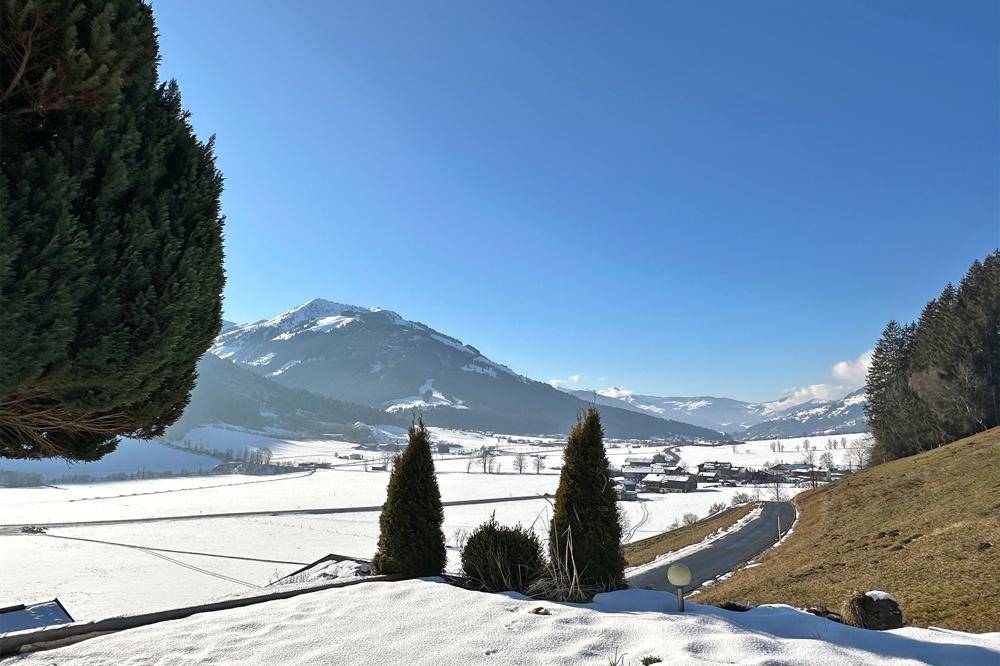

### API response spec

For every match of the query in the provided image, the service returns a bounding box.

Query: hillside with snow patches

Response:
[740,388,867,439]
[564,387,868,438]
[207,299,725,441]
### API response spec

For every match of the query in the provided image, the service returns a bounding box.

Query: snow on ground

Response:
[1,429,820,623]
[672,433,870,469]
[1,454,779,620]
[11,579,998,665]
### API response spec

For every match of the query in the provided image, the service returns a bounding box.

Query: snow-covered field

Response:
[1,432,832,622]
[1,479,777,619]
[11,578,998,665]
[671,433,871,469]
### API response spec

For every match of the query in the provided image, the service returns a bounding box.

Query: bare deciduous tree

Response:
[802,447,818,488]
[513,452,527,474]
[476,446,499,474]
[845,435,874,471]
[819,451,834,469]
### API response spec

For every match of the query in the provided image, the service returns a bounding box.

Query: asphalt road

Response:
[628,500,794,593]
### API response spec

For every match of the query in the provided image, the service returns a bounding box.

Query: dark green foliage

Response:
[548,406,626,591]
[866,251,999,463]
[460,514,545,592]
[0,0,225,460]
[371,418,446,576]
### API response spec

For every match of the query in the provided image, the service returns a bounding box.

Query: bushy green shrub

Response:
[461,515,545,592]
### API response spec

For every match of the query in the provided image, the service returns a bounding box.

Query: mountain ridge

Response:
[563,386,867,438]
[207,299,726,441]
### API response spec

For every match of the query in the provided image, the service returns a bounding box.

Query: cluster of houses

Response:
[614,454,699,498]
[612,454,852,500]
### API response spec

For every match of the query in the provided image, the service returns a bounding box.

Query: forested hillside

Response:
[865,251,999,462]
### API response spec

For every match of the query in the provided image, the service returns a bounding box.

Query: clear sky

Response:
[151,0,998,403]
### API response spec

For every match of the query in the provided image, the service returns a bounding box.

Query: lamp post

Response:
[667,563,692,612]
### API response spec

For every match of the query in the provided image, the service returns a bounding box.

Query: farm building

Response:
[697,470,719,483]
[640,473,697,493]
[615,479,639,501]
[698,461,736,480]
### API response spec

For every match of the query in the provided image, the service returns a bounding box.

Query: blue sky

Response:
[152,1,997,402]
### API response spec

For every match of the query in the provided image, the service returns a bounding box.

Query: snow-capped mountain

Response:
[741,388,868,439]
[209,299,725,441]
[564,388,774,431]
[563,387,868,438]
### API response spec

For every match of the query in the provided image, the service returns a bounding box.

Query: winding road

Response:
[628,500,795,593]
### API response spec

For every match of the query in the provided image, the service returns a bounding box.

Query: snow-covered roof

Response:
[642,474,691,483]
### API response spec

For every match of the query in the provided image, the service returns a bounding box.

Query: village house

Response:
[615,479,639,501]
[640,473,698,493]
[696,469,719,483]
[697,461,735,480]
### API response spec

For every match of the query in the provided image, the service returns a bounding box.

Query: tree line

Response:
[865,251,999,463]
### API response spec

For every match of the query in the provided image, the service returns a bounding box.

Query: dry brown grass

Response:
[624,502,758,567]
[698,428,1000,632]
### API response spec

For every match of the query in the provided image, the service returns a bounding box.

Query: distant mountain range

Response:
[563,387,868,439]
[741,389,867,439]
[199,299,726,442]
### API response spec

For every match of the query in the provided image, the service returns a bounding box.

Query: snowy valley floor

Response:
[8,578,999,665]
[2,434,819,620]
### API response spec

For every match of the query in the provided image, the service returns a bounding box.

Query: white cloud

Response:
[548,374,583,388]
[596,387,634,399]
[831,349,874,386]
[772,349,873,410]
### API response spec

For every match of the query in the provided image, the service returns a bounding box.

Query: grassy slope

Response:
[625,503,758,567]
[698,428,1000,632]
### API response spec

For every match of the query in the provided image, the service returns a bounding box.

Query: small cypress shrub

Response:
[461,515,545,593]
[371,417,446,576]
[548,406,626,592]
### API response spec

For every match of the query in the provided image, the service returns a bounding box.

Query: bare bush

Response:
[730,492,752,507]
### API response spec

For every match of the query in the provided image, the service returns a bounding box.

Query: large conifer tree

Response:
[371,417,446,576]
[549,406,625,591]
[0,0,225,460]
[866,250,999,463]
